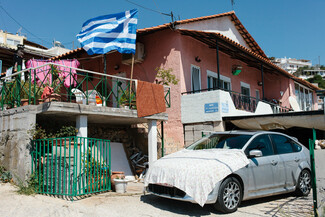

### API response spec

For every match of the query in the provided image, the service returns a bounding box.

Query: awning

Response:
[223,110,325,131]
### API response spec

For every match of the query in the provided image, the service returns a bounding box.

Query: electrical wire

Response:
[0,5,51,46]
[125,0,171,17]
[152,0,169,23]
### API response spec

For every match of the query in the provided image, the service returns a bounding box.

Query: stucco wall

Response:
[264,73,292,108]
[181,89,275,124]
[176,16,250,48]
[179,33,264,99]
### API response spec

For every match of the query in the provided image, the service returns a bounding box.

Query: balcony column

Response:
[261,64,265,100]
[148,120,157,167]
[216,37,221,89]
[76,115,88,137]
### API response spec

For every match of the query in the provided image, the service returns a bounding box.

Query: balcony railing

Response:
[182,88,292,114]
[0,63,171,110]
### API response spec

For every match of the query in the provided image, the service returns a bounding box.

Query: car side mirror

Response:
[249,150,263,158]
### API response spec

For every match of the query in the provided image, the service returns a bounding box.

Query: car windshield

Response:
[186,134,252,150]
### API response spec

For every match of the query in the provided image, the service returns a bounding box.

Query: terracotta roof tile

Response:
[137,11,267,58]
[50,47,84,60]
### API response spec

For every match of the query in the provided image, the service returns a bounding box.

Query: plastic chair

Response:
[85,90,105,106]
[71,88,86,104]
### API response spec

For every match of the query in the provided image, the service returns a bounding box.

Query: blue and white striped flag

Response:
[77,9,138,55]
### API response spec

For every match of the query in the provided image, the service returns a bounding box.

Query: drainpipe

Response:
[161,121,164,157]
[261,63,265,100]
[216,37,220,89]
[104,53,107,106]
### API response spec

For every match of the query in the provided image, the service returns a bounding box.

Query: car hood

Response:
[145,148,249,206]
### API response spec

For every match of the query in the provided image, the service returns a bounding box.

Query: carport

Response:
[223,110,325,146]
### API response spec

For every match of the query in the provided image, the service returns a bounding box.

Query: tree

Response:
[307,75,325,89]
[155,67,179,86]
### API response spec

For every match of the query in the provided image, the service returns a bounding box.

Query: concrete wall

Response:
[181,89,275,124]
[0,107,36,183]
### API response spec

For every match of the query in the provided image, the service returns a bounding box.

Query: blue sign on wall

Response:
[204,102,218,113]
[222,102,229,113]
[0,60,2,75]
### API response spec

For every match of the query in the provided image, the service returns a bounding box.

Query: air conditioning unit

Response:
[121,42,145,65]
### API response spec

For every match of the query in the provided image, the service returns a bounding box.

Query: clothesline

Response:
[26,59,80,88]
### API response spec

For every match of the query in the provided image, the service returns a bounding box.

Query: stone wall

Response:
[88,123,131,144]
[0,107,36,183]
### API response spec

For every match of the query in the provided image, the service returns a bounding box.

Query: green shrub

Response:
[17,173,41,195]
[0,166,12,183]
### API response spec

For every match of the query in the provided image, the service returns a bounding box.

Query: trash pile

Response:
[315,140,325,150]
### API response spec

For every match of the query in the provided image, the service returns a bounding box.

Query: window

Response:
[245,134,274,157]
[292,141,302,152]
[0,36,3,44]
[240,82,250,96]
[187,134,252,150]
[255,90,260,101]
[191,65,201,92]
[295,83,313,111]
[241,82,250,103]
[207,70,231,91]
[6,38,20,46]
[270,134,294,154]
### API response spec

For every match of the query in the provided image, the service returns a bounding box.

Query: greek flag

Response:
[77,9,138,55]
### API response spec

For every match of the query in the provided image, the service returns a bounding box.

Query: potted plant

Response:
[113,174,128,193]
[118,89,136,109]
[41,66,63,102]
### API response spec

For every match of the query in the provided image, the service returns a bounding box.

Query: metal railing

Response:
[182,87,292,113]
[0,63,171,110]
[31,137,111,198]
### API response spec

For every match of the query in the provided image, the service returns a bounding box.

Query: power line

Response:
[0,5,51,46]
[125,0,171,17]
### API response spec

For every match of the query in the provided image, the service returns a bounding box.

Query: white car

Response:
[146,131,311,213]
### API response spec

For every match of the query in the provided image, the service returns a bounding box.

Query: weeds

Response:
[17,173,40,195]
[0,166,12,183]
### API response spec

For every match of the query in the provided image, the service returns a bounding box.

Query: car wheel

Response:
[214,177,242,213]
[295,169,311,196]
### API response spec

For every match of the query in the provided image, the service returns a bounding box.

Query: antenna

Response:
[231,0,235,10]
[16,27,22,35]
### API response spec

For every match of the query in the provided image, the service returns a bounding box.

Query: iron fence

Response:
[31,137,111,198]
[182,87,292,113]
[0,63,171,110]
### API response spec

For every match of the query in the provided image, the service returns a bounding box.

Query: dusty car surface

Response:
[146,131,311,213]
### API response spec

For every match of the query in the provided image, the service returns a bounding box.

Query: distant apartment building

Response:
[271,57,312,74]
[299,69,325,80]
[0,30,70,75]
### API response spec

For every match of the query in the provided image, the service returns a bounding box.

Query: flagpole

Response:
[129,54,135,107]
[104,53,107,106]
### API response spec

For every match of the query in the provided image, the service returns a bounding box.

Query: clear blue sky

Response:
[0,0,324,65]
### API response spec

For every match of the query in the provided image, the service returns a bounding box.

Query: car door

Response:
[244,134,283,197]
[270,134,302,189]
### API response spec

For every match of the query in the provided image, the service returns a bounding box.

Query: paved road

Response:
[0,183,315,217]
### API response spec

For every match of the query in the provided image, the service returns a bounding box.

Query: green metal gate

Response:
[31,137,111,198]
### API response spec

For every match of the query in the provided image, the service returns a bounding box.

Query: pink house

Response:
[52,11,319,154]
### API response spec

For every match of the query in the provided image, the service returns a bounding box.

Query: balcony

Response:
[181,88,292,124]
[0,63,170,111]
